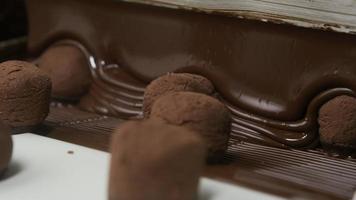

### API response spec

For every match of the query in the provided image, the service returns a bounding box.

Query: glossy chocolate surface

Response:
[42,106,356,200]
[27,0,356,148]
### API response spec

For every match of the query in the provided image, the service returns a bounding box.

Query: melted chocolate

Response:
[43,106,356,200]
[27,0,356,148]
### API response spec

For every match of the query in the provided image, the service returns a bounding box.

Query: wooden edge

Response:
[117,0,356,35]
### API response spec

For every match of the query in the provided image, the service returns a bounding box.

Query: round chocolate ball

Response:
[318,95,356,154]
[0,123,12,177]
[109,119,206,200]
[0,60,51,132]
[150,91,231,161]
[143,73,214,118]
[38,44,92,100]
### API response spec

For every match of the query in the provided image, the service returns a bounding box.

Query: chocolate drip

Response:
[27,0,356,148]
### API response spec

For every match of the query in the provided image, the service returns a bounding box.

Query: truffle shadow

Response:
[198,188,215,200]
[0,161,22,181]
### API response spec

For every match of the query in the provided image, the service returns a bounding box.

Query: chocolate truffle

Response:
[318,95,356,154]
[143,73,214,117]
[0,123,12,177]
[38,44,92,100]
[150,91,231,161]
[109,119,206,200]
[0,60,51,132]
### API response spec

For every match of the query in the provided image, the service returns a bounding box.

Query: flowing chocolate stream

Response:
[42,106,356,200]
[27,0,356,148]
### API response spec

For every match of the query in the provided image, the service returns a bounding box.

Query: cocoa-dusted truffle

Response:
[109,119,206,200]
[38,44,91,100]
[0,60,51,132]
[143,73,214,117]
[318,95,356,154]
[0,123,12,177]
[150,91,231,161]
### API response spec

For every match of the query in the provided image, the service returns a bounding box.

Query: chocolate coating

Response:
[150,92,231,160]
[26,0,356,148]
[38,44,91,100]
[0,60,51,131]
[318,95,356,153]
[109,119,206,200]
[143,73,214,117]
[0,123,12,176]
[43,106,356,200]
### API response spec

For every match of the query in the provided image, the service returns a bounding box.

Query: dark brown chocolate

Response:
[26,0,356,149]
[150,91,231,161]
[143,73,214,117]
[78,66,146,119]
[0,60,51,132]
[318,95,356,154]
[0,123,12,176]
[38,44,91,100]
[43,106,356,200]
[109,119,206,200]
